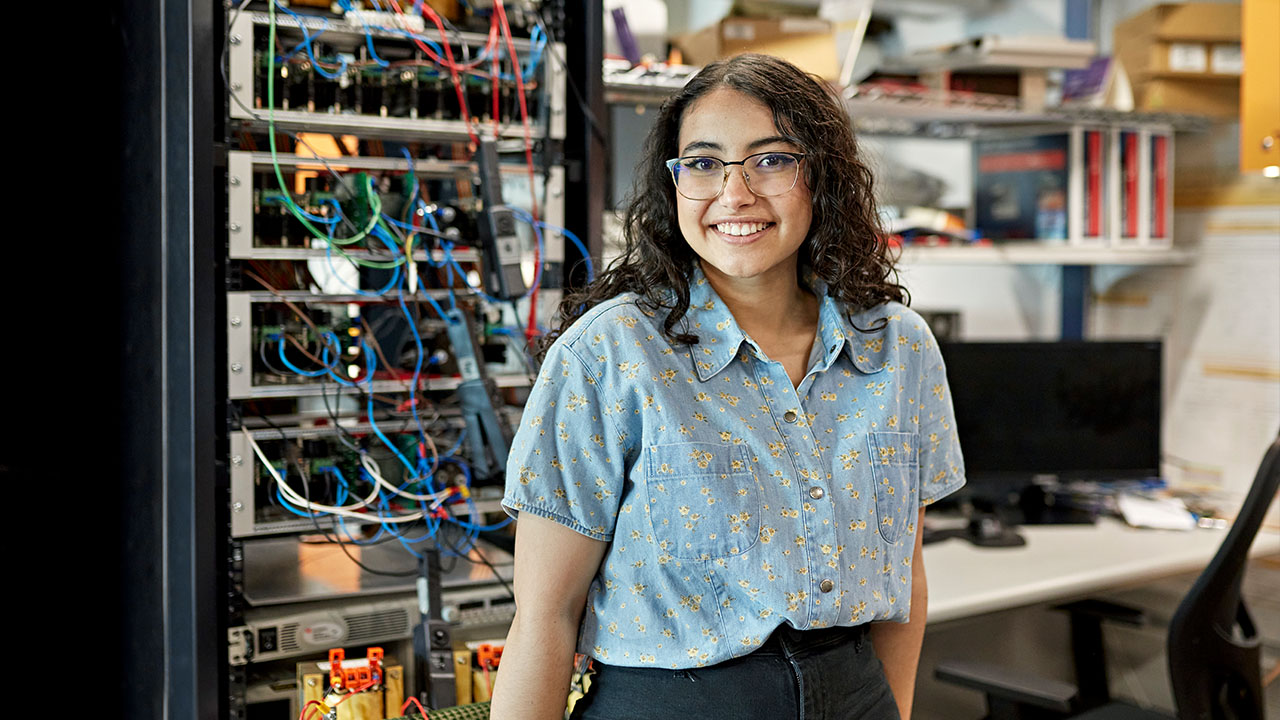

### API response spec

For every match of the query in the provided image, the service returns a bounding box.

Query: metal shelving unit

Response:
[897,243,1196,266]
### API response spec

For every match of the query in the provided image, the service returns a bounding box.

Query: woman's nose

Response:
[718,166,755,208]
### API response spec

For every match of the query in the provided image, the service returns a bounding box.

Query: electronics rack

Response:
[222,3,567,717]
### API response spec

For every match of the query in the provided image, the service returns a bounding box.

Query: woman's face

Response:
[674,87,812,287]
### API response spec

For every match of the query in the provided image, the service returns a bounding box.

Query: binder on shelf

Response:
[1070,126,1110,246]
[1112,127,1144,246]
[1149,129,1173,247]
[1109,125,1173,247]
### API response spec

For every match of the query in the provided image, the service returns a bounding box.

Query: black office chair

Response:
[936,432,1280,720]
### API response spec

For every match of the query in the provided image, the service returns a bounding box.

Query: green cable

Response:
[266,1,407,271]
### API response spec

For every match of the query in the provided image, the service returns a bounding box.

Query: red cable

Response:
[492,1,537,219]
[490,48,501,139]
[385,0,497,73]
[492,0,542,339]
[419,4,480,147]
[401,696,432,718]
[299,700,326,720]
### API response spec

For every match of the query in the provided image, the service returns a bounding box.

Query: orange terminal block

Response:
[328,646,386,694]
[328,648,346,691]
[476,643,504,670]
[367,647,385,686]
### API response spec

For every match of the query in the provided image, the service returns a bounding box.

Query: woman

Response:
[492,53,965,720]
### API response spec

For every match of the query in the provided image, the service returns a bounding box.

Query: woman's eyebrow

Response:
[746,135,794,151]
[680,136,796,156]
[680,140,722,155]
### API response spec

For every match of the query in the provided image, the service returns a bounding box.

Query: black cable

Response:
[318,375,363,453]
[300,471,420,578]
[247,405,420,577]
[534,10,607,145]
[259,339,297,376]
[463,533,516,601]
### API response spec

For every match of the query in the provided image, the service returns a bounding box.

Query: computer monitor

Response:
[939,340,1161,480]
[935,341,1162,539]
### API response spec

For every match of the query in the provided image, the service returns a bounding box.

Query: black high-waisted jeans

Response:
[569,624,901,720]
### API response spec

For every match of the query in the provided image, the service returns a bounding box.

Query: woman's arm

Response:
[868,507,929,719]
[489,513,609,720]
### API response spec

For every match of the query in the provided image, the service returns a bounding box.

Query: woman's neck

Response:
[700,260,818,344]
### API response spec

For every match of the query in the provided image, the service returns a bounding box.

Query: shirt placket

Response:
[751,348,841,629]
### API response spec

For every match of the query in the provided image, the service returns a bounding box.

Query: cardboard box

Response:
[673,16,839,80]
[1114,3,1240,116]
[1114,2,1240,46]
[1136,76,1239,118]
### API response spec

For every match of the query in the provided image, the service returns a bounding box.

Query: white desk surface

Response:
[923,517,1280,624]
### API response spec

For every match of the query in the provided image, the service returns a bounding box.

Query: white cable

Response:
[243,429,426,523]
[360,453,453,503]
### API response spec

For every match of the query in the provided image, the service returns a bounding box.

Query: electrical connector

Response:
[343,9,425,35]
[476,643,504,670]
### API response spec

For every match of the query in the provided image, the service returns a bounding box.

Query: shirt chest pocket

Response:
[644,442,761,561]
[866,431,919,545]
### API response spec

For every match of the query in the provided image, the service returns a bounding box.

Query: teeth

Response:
[715,222,769,236]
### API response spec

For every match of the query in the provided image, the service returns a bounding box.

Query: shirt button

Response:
[820,579,834,593]
[809,486,825,500]
[783,410,798,423]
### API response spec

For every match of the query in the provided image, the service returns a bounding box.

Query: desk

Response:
[923,517,1280,623]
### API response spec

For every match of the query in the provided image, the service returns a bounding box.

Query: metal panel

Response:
[548,42,568,140]
[561,0,607,293]
[119,0,221,716]
[227,292,254,399]
[229,430,255,539]
[228,11,546,141]
[227,8,255,120]
[227,151,254,259]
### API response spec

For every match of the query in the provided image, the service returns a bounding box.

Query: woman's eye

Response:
[684,158,719,173]
[756,153,794,169]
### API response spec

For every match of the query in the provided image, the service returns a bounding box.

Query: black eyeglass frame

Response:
[664,151,807,200]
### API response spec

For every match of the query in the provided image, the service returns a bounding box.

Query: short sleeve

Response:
[917,329,966,506]
[501,340,629,541]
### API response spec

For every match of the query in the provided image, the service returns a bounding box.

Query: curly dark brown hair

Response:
[539,53,905,359]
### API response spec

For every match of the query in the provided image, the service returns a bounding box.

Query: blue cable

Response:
[444,256,458,309]
[277,335,339,377]
[509,207,594,282]
[362,339,421,476]
[327,466,351,505]
[276,486,325,517]
[322,205,404,296]
[359,465,436,539]
[396,272,434,465]
[325,466,397,545]
[441,428,466,457]
[440,456,513,533]
[450,509,515,533]
[400,147,422,218]
[272,1,349,80]
[352,2,391,68]
[321,331,360,387]
[441,213,543,303]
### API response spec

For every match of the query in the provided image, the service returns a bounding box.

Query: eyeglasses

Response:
[665,151,806,201]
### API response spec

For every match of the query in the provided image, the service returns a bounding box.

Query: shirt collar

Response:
[810,272,891,375]
[683,267,890,381]
[685,268,751,382]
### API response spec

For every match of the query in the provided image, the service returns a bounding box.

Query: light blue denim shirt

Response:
[503,268,965,669]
